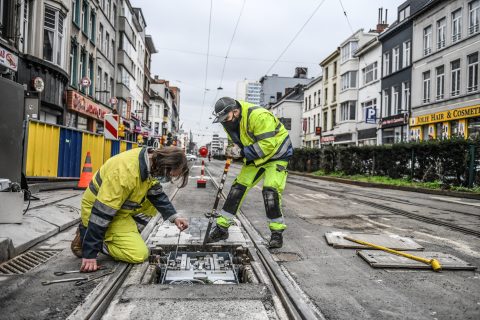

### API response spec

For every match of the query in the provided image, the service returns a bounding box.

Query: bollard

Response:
[197,159,206,188]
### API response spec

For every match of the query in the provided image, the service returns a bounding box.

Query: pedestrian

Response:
[71,146,190,272]
[208,97,293,248]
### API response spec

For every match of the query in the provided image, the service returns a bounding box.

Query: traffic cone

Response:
[77,152,93,189]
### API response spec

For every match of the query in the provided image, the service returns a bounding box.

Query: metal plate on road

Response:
[325,232,424,251]
[358,250,477,270]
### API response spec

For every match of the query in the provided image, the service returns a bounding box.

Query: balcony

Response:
[469,24,479,35]
[423,47,432,56]
[118,16,134,44]
[116,83,130,100]
[117,50,134,76]
[452,33,461,43]
[437,40,445,49]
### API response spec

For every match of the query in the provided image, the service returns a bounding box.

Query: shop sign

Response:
[0,47,18,71]
[365,108,377,124]
[410,104,480,126]
[315,127,322,136]
[67,90,109,120]
[321,135,335,143]
[380,113,408,128]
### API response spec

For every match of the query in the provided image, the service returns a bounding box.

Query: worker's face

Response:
[222,109,240,123]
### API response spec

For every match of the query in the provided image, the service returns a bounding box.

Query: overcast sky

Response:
[132,0,404,145]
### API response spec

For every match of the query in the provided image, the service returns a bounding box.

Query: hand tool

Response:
[344,236,442,272]
[203,157,232,246]
[42,277,88,286]
[74,270,115,286]
[54,265,107,276]
[174,230,182,261]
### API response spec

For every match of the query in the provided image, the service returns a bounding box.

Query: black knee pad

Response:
[262,187,282,219]
[222,183,247,214]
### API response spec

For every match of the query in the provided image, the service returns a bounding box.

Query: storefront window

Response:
[422,125,430,140]
[436,123,443,139]
[77,115,88,131]
[468,117,480,139]
[451,120,460,137]
[382,128,394,144]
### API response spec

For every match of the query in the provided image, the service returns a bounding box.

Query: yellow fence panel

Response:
[120,141,127,153]
[103,139,112,162]
[26,122,60,177]
[81,133,104,174]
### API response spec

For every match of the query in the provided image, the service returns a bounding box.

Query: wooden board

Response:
[358,250,477,270]
[324,232,424,251]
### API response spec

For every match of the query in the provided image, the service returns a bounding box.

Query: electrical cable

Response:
[337,0,355,35]
[265,0,328,76]
[200,0,214,122]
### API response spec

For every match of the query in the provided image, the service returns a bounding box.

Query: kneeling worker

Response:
[71,146,189,272]
[209,97,293,248]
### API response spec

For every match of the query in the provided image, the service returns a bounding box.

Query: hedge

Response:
[288,138,480,188]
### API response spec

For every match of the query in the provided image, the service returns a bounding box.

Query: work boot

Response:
[71,227,83,258]
[268,231,283,249]
[208,225,229,243]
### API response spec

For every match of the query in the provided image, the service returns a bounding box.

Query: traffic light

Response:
[118,124,125,138]
[166,133,173,146]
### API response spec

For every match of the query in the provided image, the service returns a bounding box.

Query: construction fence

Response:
[25,120,138,179]
[289,138,480,188]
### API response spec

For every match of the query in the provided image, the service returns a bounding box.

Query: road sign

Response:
[81,76,91,87]
[315,126,322,136]
[109,97,118,105]
[104,114,119,140]
[365,108,377,124]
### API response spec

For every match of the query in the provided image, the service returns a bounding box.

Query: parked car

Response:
[186,154,197,161]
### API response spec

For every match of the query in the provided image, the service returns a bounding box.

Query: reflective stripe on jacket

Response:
[80,147,176,259]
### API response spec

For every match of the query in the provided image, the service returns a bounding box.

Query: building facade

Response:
[410,0,480,140]
[320,49,340,146]
[302,76,323,148]
[259,67,312,108]
[355,37,382,146]
[236,79,261,105]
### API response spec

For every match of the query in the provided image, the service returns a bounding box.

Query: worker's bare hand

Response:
[80,258,98,272]
[174,217,189,231]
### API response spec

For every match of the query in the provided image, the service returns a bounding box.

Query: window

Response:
[96,66,102,100]
[383,52,390,76]
[332,84,337,102]
[314,92,317,107]
[90,11,95,41]
[331,109,337,127]
[106,0,111,19]
[72,0,79,24]
[333,61,337,75]
[383,89,390,117]
[402,41,411,67]
[437,18,446,49]
[341,71,357,90]
[118,66,131,87]
[363,62,378,84]
[324,66,329,79]
[422,71,431,103]
[324,88,328,105]
[304,98,307,111]
[452,9,462,42]
[340,101,356,121]
[436,66,445,100]
[105,32,110,59]
[103,72,108,103]
[341,41,358,63]
[43,6,65,67]
[402,82,410,111]
[113,4,117,26]
[317,90,321,105]
[98,23,103,52]
[399,5,410,21]
[470,0,480,35]
[110,77,114,100]
[69,42,78,86]
[392,47,400,72]
[79,51,86,93]
[467,53,479,92]
[308,96,311,109]
[82,1,88,33]
[361,99,376,122]
[88,57,94,96]
[451,59,461,96]
[323,111,328,130]
[18,1,29,53]
[423,25,432,55]
[392,86,400,114]
[111,39,115,61]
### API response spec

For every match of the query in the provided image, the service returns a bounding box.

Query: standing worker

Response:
[71,146,190,272]
[208,97,293,248]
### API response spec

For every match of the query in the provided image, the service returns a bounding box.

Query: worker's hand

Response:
[225,144,243,159]
[174,217,189,231]
[80,258,98,272]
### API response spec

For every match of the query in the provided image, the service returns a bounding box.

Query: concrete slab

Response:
[29,202,80,231]
[102,284,272,320]
[358,250,478,270]
[325,231,424,251]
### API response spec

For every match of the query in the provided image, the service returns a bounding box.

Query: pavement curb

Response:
[289,171,480,200]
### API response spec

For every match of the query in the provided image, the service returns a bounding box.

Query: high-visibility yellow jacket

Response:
[224,100,293,166]
[81,147,177,259]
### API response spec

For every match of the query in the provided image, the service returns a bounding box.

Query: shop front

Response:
[320,135,335,147]
[334,133,354,146]
[66,90,111,133]
[379,113,409,144]
[410,104,480,140]
[357,128,378,146]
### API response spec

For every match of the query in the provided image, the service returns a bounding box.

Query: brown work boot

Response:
[71,227,83,258]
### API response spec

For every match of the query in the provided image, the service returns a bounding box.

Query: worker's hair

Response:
[150,147,189,188]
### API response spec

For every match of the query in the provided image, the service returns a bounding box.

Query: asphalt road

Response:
[205,159,480,320]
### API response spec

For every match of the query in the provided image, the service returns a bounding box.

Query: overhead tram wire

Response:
[212,0,247,104]
[200,0,214,124]
[337,0,355,35]
[264,0,328,76]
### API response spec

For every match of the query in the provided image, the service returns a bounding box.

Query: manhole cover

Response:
[272,252,302,262]
[0,250,60,275]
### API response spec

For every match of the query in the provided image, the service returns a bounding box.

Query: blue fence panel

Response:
[111,140,120,157]
[58,128,82,177]
[126,142,132,150]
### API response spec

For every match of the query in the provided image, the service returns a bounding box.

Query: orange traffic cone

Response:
[77,152,93,189]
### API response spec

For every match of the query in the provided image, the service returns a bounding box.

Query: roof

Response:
[145,35,157,54]
[320,48,340,66]
[304,75,322,89]
[354,37,380,57]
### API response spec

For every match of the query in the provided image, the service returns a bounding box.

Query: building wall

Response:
[320,50,340,145]
[270,100,303,148]
[410,0,480,140]
[236,80,261,105]
[302,76,323,147]
[260,74,312,107]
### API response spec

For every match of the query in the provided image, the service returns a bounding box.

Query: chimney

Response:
[276,92,282,101]
[284,87,293,96]
[154,75,159,80]
[294,67,308,78]
[385,9,388,23]
[374,7,389,33]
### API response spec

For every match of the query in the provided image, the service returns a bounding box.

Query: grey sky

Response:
[132,0,404,145]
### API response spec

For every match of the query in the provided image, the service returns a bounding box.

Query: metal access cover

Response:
[325,232,424,251]
[358,250,477,270]
[0,250,59,275]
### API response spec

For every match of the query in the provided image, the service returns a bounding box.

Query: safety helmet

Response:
[212,97,239,123]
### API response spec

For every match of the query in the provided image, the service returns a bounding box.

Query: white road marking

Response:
[304,193,337,200]
[429,196,480,208]
[288,194,317,201]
